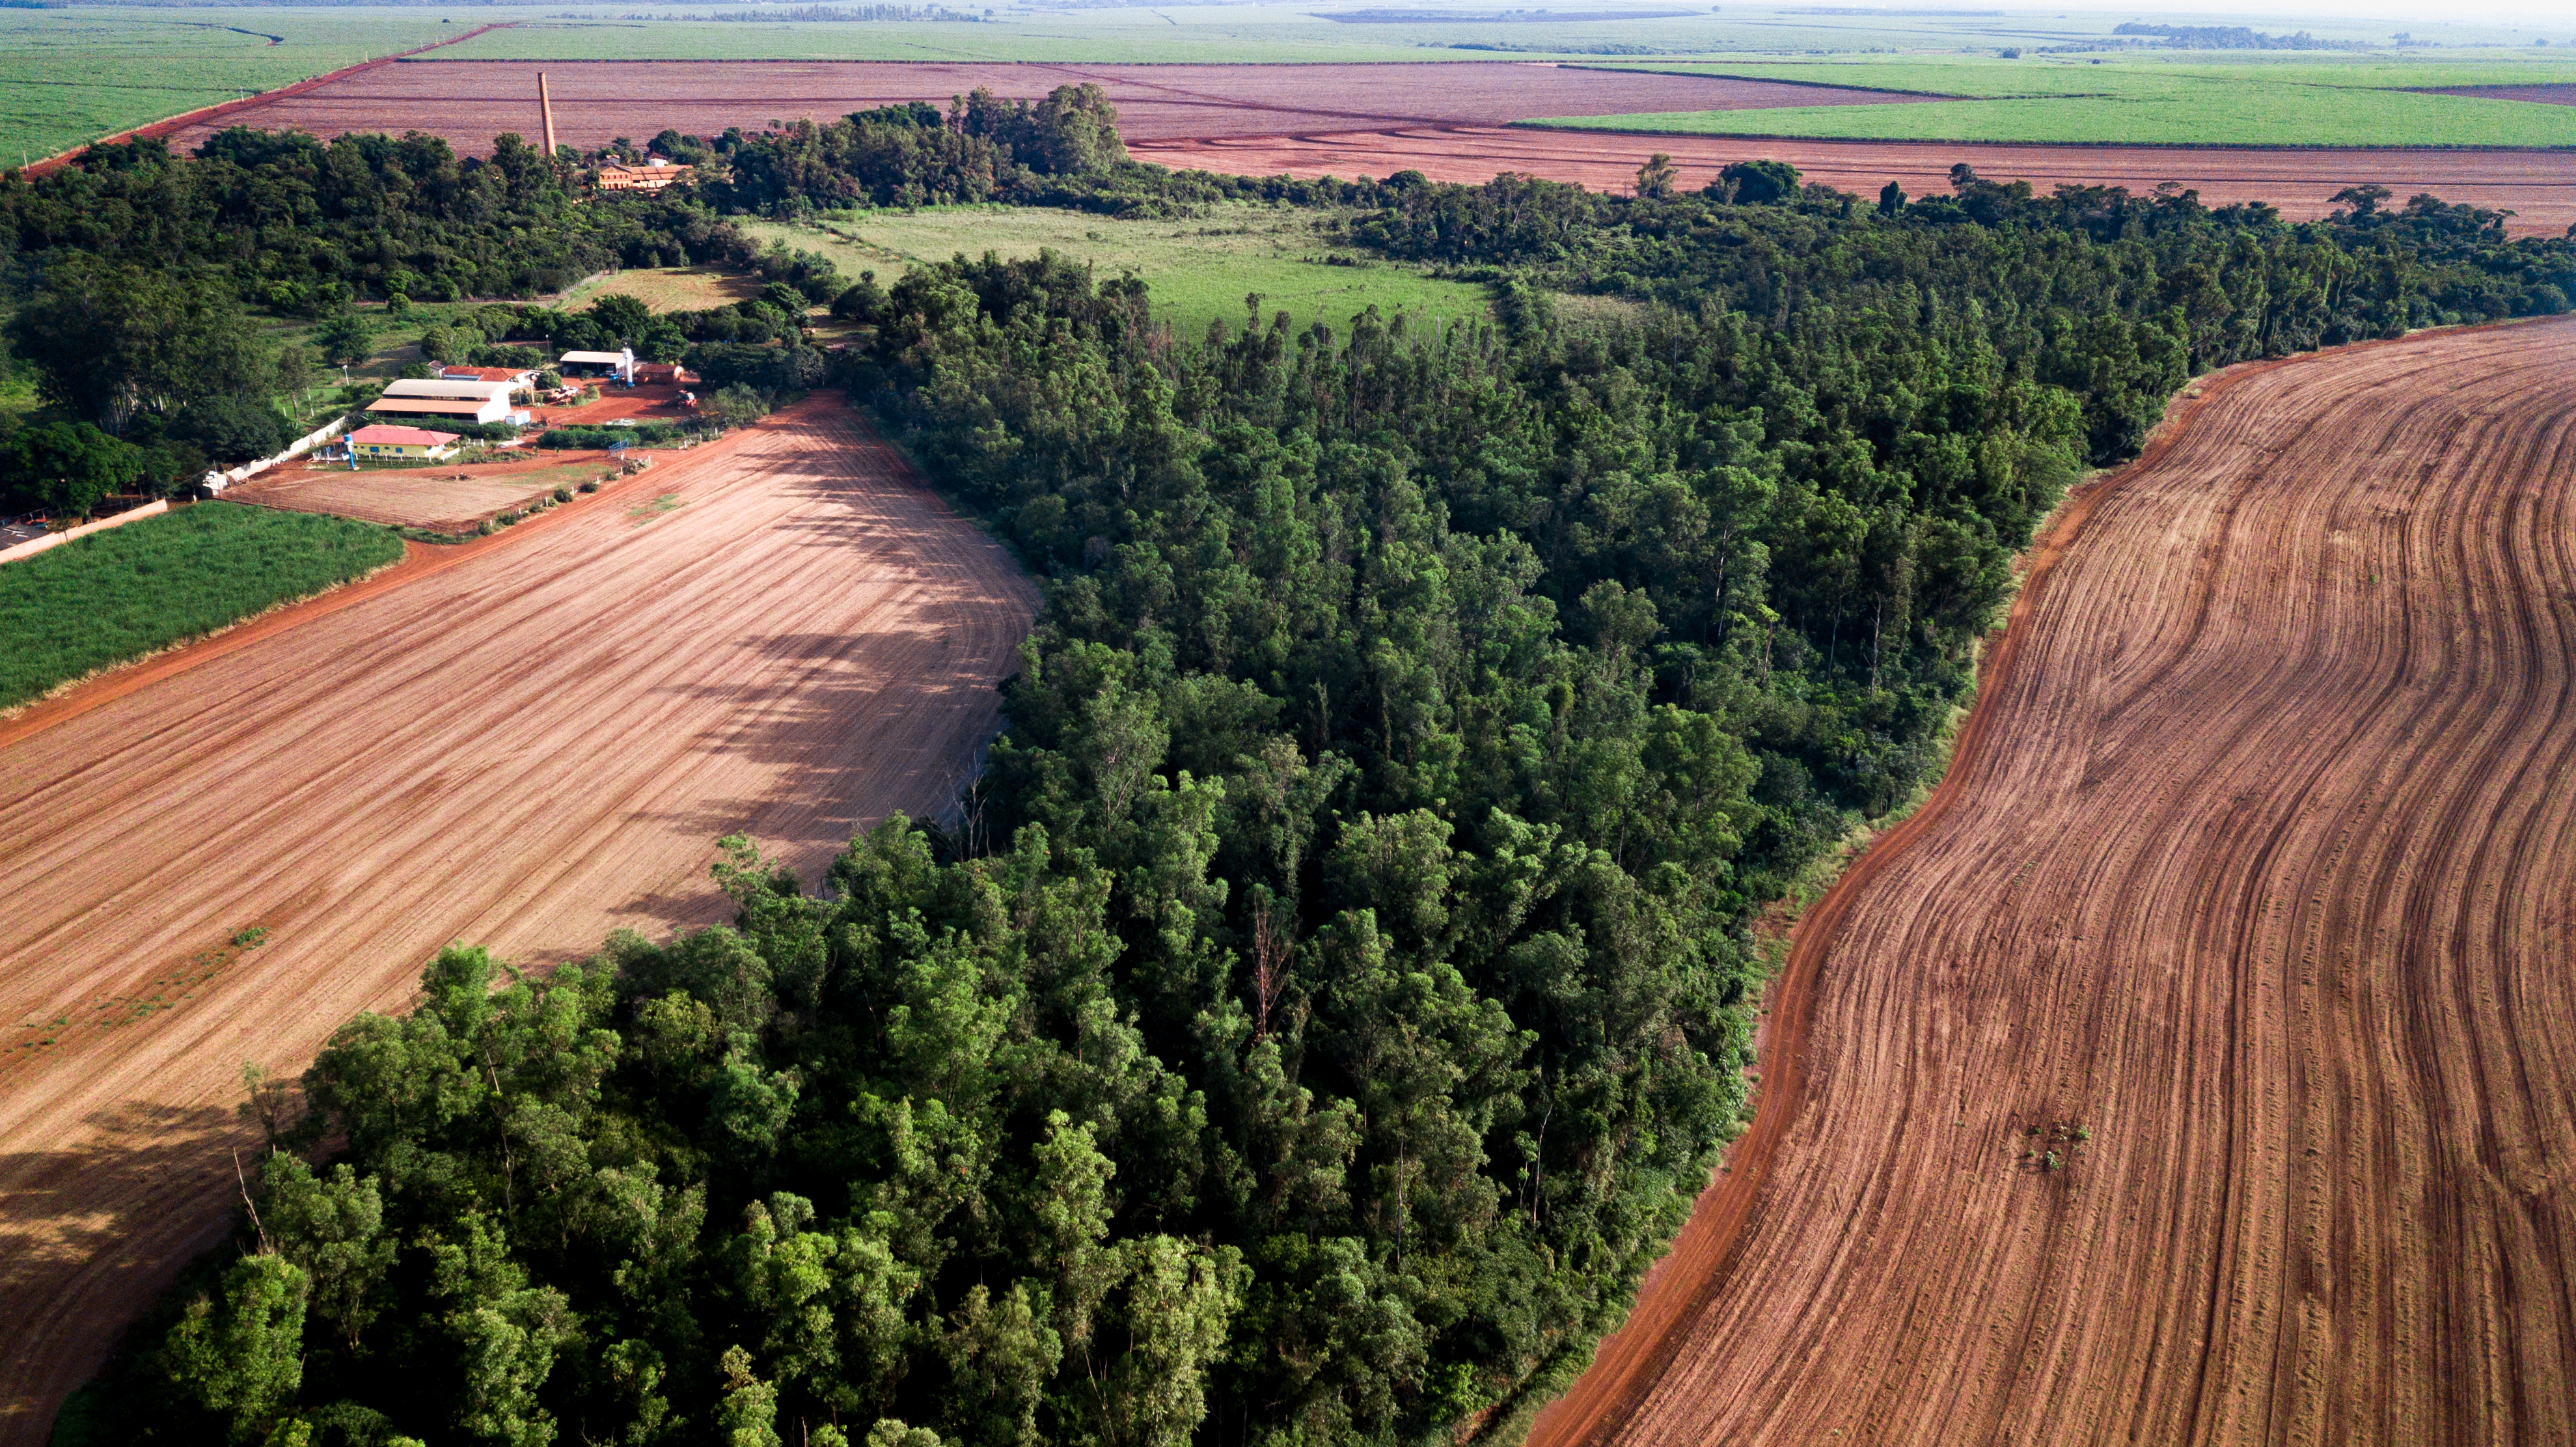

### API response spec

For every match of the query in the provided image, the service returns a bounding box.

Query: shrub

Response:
[553,486,573,503]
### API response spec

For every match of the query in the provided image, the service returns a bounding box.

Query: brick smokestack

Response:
[539,70,558,159]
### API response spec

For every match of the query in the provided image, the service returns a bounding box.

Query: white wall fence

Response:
[204,415,353,495]
[0,499,170,567]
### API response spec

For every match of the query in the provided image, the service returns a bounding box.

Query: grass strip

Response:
[0,501,402,712]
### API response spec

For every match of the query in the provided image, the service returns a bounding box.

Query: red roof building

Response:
[598,159,692,193]
[349,424,462,458]
[441,365,538,383]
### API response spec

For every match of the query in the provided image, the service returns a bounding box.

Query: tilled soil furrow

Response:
[0,400,1036,1444]
[1528,317,2576,1447]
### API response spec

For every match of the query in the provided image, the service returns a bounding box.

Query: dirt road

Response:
[1527,316,2576,1447]
[0,401,1035,1441]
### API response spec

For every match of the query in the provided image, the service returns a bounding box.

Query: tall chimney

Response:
[539,70,558,160]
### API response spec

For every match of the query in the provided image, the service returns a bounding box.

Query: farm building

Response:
[441,365,540,387]
[386,377,527,404]
[348,424,461,460]
[560,348,637,383]
[598,158,692,193]
[367,378,528,426]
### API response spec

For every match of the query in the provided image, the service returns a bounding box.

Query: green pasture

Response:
[0,502,403,712]
[0,7,458,167]
[738,205,1498,341]
[1533,53,2576,147]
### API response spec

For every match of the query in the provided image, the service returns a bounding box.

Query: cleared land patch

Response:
[226,453,631,533]
[0,502,401,713]
[560,264,763,315]
[0,400,1035,1440]
[1526,316,2576,1447]
[741,204,1498,339]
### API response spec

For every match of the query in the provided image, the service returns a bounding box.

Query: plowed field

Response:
[0,401,1035,1443]
[139,58,2576,235]
[1131,127,2576,236]
[1527,316,2576,1447]
[228,451,626,532]
[156,59,1911,156]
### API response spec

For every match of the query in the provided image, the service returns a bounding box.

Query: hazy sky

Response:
[1946,0,2569,25]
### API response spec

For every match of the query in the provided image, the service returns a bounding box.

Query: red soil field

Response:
[0,401,1035,1444]
[228,449,630,531]
[1132,126,2576,236]
[138,58,2576,234]
[2420,83,2576,108]
[156,59,1913,156]
[1525,315,2576,1447]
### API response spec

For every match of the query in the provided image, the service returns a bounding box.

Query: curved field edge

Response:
[0,503,404,715]
[1520,313,2576,1447]
[1509,337,2247,1447]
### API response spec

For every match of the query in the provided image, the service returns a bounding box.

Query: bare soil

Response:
[228,451,625,532]
[154,59,1924,156]
[1131,126,2576,236]
[1523,316,2576,1447]
[533,383,702,426]
[0,400,1035,1444]
[2418,83,2576,107]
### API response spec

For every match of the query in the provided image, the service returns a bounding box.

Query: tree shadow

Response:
[0,1099,254,1439]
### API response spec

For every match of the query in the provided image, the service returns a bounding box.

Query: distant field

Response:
[0,7,457,165]
[563,266,761,315]
[0,503,401,713]
[1537,55,2576,147]
[417,2,1983,65]
[739,205,1497,340]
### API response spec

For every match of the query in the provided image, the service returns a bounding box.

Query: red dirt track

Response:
[1131,127,2576,236]
[0,401,1034,1442]
[1525,316,2576,1447]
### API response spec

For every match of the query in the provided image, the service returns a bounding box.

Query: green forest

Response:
[26,88,2576,1447]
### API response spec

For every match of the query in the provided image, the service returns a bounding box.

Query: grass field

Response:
[562,266,763,315]
[739,205,1497,340]
[1537,55,2576,147]
[0,502,403,712]
[0,7,458,165]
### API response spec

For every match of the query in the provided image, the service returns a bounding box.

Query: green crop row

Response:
[1532,53,2576,148]
[0,501,404,712]
[0,8,458,167]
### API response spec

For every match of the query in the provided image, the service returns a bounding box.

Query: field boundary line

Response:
[0,407,812,754]
[0,502,168,568]
[1507,115,2576,153]
[1505,320,2544,1447]
[19,21,518,177]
